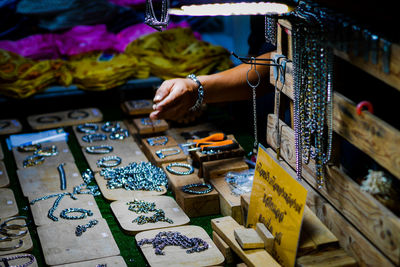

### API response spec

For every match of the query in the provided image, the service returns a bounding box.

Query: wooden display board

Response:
[37,218,120,266]
[146,145,188,167]
[29,194,102,226]
[122,99,153,116]
[27,108,103,130]
[53,256,127,267]
[132,118,169,135]
[0,253,38,267]
[110,196,190,234]
[0,219,33,256]
[135,225,224,267]
[0,161,10,188]
[12,140,75,169]
[0,119,22,135]
[202,157,248,180]
[17,163,83,197]
[141,135,179,153]
[94,173,167,201]
[0,189,18,218]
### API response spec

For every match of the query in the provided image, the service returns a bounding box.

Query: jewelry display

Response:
[0,254,36,266]
[77,123,99,134]
[138,231,209,255]
[165,162,194,176]
[73,169,101,197]
[57,163,67,190]
[109,128,129,140]
[187,74,204,112]
[0,216,29,230]
[60,208,93,220]
[36,115,62,124]
[181,183,213,195]
[75,219,98,236]
[97,156,122,168]
[100,162,168,192]
[0,239,23,251]
[67,110,89,120]
[82,133,107,143]
[246,57,260,154]
[127,200,173,225]
[155,148,180,159]
[0,121,10,130]
[225,170,254,196]
[265,15,277,46]
[85,145,113,154]
[23,154,45,168]
[0,216,28,239]
[34,145,58,157]
[147,136,168,146]
[17,144,41,153]
[101,121,121,133]
[140,118,160,126]
[144,0,169,31]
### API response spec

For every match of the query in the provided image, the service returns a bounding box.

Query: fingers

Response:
[153,80,174,104]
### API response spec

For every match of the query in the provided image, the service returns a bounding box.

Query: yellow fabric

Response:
[0,28,232,98]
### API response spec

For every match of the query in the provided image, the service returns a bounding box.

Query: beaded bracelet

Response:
[60,208,93,220]
[85,145,113,154]
[109,129,129,140]
[101,121,120,133]
[166,162,194,175]
[68,110,89,120]
[36,115,62,124]
[23,154,45,168]
[0,254,35,266]
[182,183,213,195]
[82,133,107,143]
[155,148,180,159]
[75,219,98,236]
[97,156,122,168]
[77,123,99,134]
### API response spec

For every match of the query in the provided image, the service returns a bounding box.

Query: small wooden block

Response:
[132,118,169,135]
[29,194,102,226]
[0,161,10,188]
[110,196,190,235]
[234,228,264,250]
[27,108,103,130]
[0,119,22,135]
[141,135,179,153]
[37,218,120,266]
[146,145,188,167]
[122,99,153,116]
[255,223,274,254]
[296,248,358,267]
[0,188,18,218]
[202,157,248,180]
[191,135,245,164]
[210,177,242,224]
[213,231,235,264]
[53,256,127,267]
[0,253,38,267]
[94,173,167,201]
[211,216,280,267]
[240,193,251,226]
[0,219,33,256]
[135,225,224,267]
[12,140,75,169]
[17,163,83,197]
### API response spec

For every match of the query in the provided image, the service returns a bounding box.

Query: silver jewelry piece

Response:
[85,145,113,154]
[155,148,180,159]
[166,162,194,175]
[77,123,98,133]
[82,133,107,143]
[182,183,213,195]
[101,121,121,133]
[97,156,122,168]
[141,118,160,126]
[57,163,67,190]
[147,136,168,146]
[187,74,204,112]
[109,129,129,140]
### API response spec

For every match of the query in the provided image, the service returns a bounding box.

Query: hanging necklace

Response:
[145,0,169,31]
[246,57,260,157]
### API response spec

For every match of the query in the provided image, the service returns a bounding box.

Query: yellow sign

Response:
[247,145,307,267]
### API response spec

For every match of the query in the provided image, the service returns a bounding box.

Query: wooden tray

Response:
[94,173,167,201]
[122,99,153,116]
[0,161,10,188]
[17,163,83,197]
[141,135,179,151]
[146,145,188,167]
[135,225,224,267]
[110,196,190,235]
[0,219,33,256]
[37,218,120,266]
[0,119,22,135]
[27,108,103,130]
[29,194,102,226]
[0,188,18,219]
[12,141,75,169]
[53,256,126,267]
[132,118,169,135]
[0,253,38,267]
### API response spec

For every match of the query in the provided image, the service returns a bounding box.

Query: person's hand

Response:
[150,78,198,121]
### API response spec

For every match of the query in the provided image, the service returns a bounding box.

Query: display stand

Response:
[53,256,127,267]
[0,253,38,267]
[0,189,18,218]
[94,173,167,201]
[27,108,103,130]
[132,118,169,135]
[37,218,120,266]
[141,135,179,157]
[0,161,10,188]
[0,219,33,256]
[122,99,153,116]
[135,225,224,267]
[110,196,190,235]
[17,163,83,197]
[29,194,102,226]
[0,119,22,135]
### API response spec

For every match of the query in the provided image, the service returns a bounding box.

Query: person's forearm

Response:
[197,52,272,103]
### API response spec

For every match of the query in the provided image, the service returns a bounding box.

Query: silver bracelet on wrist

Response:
[187,74,204,111]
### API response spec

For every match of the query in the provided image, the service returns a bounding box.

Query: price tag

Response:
[7,200,13,205]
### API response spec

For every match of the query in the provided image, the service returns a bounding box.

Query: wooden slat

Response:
[267,114,400,264]
[297,248,357,267]
[267,148,395,267]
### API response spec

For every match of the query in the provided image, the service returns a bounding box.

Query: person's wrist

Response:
[186,74,204,111]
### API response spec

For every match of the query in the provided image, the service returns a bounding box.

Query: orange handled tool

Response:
[181,133,226,147]
[187,139,238,152]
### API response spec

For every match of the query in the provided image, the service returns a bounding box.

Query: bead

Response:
[0,254,35,266]
[60,208,93,220]
[75,219,99,236]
